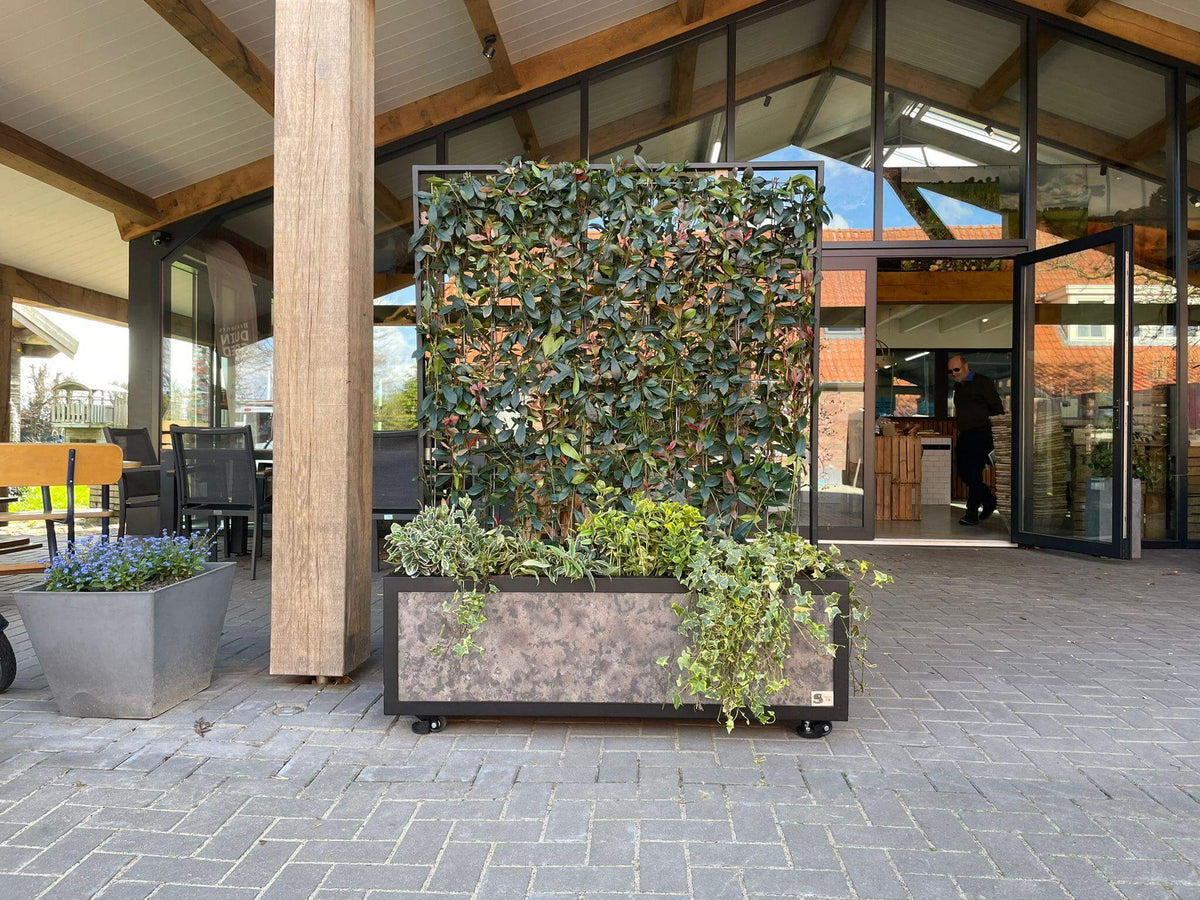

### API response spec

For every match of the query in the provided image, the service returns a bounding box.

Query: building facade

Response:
[123,0,1200,562]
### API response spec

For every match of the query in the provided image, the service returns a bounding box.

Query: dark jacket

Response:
[953,372,1004,432]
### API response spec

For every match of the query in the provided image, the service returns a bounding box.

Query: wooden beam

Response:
[841,46,1200,188]
[1065,0,1100,16]
[821,0,868,61]
[1122,95,1200,162]
[0,294,11,442]
[666,0,706,120]
[0,266,128,326]
[559,46,827,162]
[971,30,1059,111]
[1016,1,1200,66]
[460,0,542,157]
[677,0,707,25]
[786,0,867,147]
[668,45,700,118]
[121,0,1200,241]
[122,0,769,239]
[374,180,411,227]
[0,122,158,225]
[142,0,275,115]
[270,0,374,678]
[462,0,517,92]
[791,69,834,147]
[877,270,1013,303]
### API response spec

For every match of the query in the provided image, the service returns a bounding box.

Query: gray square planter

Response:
[15,562,236,719]
[383,575,850,730]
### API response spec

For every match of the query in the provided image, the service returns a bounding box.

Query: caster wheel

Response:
[797,720,832,739]
[411,716,447,735]
[0,633,15,694]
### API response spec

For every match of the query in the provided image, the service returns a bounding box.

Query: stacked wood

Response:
[990,413,1011,516]
[886,416,995,500]
[1031,398,1070,531]
[1189,444,1200,536]
[875,474,892,519]
[875,434,922,520]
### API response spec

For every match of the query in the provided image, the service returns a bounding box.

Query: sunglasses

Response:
[948,367,963,373]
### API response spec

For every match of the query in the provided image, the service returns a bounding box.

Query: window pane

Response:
[374,143,435,432]
[883,0,1024,240]
[1038,31,1176,540]
[734,0,873,241]
[589,34,726,164]
[162,201,274,448]
[1024,243,1118,542]
[816,269,868,529]
[449,89,581,164]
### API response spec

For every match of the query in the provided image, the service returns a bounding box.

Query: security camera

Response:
[152,231,172,246]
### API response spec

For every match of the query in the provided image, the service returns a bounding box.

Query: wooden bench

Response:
[0,444,124,576]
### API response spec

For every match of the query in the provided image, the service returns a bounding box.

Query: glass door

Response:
[808,258,876,542]
[1013,227,1133,557]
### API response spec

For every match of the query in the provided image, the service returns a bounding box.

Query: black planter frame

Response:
[382,573,850,728]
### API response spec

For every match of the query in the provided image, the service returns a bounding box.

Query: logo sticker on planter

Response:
[811,691,834,707]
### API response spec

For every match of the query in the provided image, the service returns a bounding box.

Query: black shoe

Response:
[958,513,980,526]
[980,496,997,521]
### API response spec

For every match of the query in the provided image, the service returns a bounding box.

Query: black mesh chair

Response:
[373,430,421,571]
[170,425,270,580]
[103,426,161,538]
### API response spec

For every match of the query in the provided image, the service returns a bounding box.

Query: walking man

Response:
[949,354,1004,526]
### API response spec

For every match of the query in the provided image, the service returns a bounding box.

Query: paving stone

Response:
[639,840,689,894]
[2,548,1199,900]
[426,840,489,893]
[38,851,133,900]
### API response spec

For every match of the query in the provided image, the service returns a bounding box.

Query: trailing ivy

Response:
[411,158,828,540]
[386,499,889,730]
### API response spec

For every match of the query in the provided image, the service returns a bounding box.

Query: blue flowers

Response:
[43,532,212,593]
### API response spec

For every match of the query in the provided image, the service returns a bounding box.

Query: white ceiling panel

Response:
[1111,0,1200,32]
[0,168,128,299]
[493,0,673,62]
[207,0,496,115]
[0,0,273,197]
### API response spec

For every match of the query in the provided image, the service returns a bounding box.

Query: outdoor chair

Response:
[170,425,270,580]
[103,426,161,537]
[372,429,421,571]
[0,443,124,575]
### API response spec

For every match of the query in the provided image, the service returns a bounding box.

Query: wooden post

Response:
[270,0,375,677]
[1,294,12,442]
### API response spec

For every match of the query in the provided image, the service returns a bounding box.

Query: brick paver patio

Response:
[1,545,1198,899]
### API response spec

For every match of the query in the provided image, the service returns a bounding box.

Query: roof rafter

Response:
[790,0,869,146]
[1065,0,1101,16]
[667,0,706,119]
[119,0,1200,241]
[970,30,1059,111]
[1122,95,1200,162]
[0,265,128,326]
[120,0,770,240]
[461,0,542,157]
[142,0,275,115]
[0,122,158,225]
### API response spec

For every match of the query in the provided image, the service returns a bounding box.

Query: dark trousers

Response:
[956,428,995,515]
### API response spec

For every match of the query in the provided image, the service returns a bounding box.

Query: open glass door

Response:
[1012,227,1133,557]
[807,259,876,542]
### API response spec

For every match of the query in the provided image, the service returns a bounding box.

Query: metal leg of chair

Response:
[117,483,127,538]
[251,511,262,581]
[372,521,381,573]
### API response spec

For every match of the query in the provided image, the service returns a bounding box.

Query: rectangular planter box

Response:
[15,562,236,719]
[383,575,850,727]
